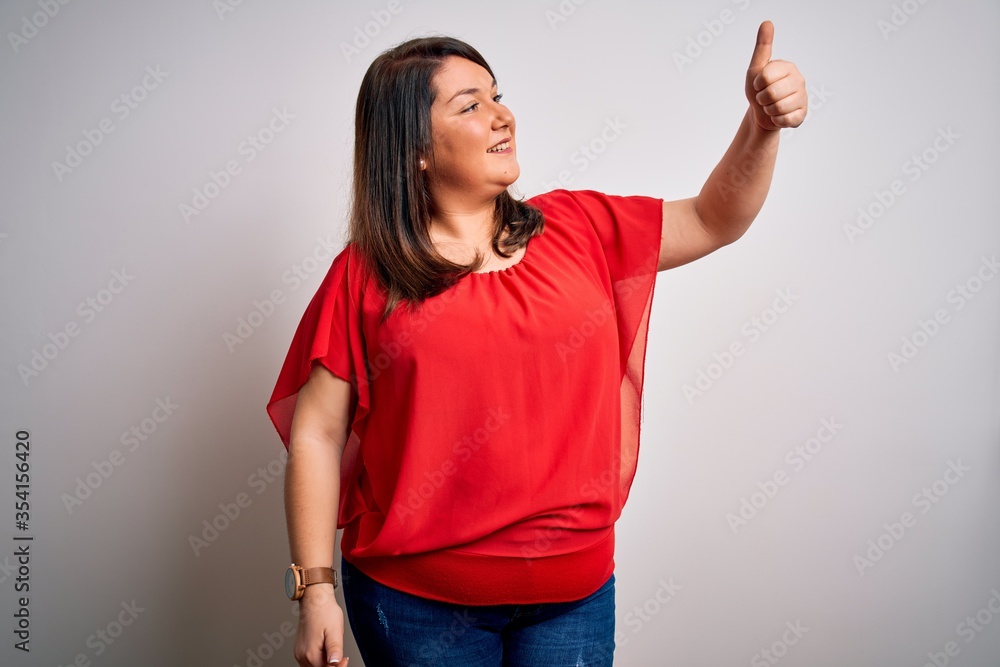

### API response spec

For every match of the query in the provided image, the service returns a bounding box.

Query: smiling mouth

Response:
[487,140,511,153]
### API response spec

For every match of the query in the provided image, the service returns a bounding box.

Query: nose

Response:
[492,101,514,130]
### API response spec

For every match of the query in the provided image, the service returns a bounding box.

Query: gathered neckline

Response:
[467,232,537,278]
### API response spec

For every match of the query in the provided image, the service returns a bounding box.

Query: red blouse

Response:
[266,189,663,605]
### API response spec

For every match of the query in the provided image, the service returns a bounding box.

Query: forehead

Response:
[432,56,494,99]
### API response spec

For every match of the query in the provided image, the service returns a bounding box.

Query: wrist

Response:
[746,105,782,140]
[300,582,336,605]
[297,582,338,615]
[302,582,335,594]
[285,563,338,600]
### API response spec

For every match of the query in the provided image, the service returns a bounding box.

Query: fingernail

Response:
[328,656,341,665]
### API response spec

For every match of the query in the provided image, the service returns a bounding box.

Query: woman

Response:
[267,23,805,667]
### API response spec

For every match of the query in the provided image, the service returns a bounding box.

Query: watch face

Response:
[284,568,297,599]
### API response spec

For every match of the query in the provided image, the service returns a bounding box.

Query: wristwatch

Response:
[285,563,338,600]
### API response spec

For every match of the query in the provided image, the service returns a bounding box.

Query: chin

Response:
[500,164,521,188]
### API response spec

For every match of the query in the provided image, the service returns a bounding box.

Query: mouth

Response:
[487,139,512,154]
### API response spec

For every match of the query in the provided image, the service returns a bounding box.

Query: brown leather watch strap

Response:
[301,567,338,588]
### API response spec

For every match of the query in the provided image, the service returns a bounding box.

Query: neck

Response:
[428,197,498,246]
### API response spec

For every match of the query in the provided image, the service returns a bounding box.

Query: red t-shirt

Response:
[266,189,662,605]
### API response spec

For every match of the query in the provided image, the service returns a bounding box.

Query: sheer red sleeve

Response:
[560,189,662,509]
[265,244,372,526]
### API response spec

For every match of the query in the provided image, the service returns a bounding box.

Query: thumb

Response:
[748,20,774,77]
[325,637,344,665]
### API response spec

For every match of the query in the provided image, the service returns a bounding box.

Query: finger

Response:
[753,74,798,106]
[293,641,317,667]
[753,62,794,95]
[759,93,804,119]
[326,639,344,665]
[748,20,774,76]
[770,108,807,128]
[298,646,328,667]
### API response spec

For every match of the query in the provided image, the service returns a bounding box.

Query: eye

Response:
[461,93,504,113]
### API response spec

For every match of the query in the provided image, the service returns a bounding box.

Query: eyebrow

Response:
[447,78,498,104]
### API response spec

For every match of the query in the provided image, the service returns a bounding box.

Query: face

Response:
[424,55,518,205]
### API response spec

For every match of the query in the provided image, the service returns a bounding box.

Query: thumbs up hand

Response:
[745,21,807,131]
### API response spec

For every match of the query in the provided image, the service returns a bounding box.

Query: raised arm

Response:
[657,20,806,272]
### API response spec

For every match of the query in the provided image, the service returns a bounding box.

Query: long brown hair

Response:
[347,35,544,323]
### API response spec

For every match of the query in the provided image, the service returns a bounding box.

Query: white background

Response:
[1,1,998,665]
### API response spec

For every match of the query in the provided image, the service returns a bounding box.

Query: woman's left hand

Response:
[745,20,807,131]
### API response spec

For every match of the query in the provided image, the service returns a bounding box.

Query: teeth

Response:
[488,141,510,153]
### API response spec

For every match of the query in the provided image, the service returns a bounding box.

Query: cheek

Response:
[436,126,486,165]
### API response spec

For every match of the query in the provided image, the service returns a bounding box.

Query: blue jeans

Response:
[341,555,616,666]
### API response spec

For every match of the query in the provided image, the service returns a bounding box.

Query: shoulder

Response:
[524,189,600,223]
[525,189,633,215]
[327,241,378,281]
[529,189,663,223]
[525,188,635,223]
[311,241,366,299]
[317,242,351,283]
[526,188,598,208]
